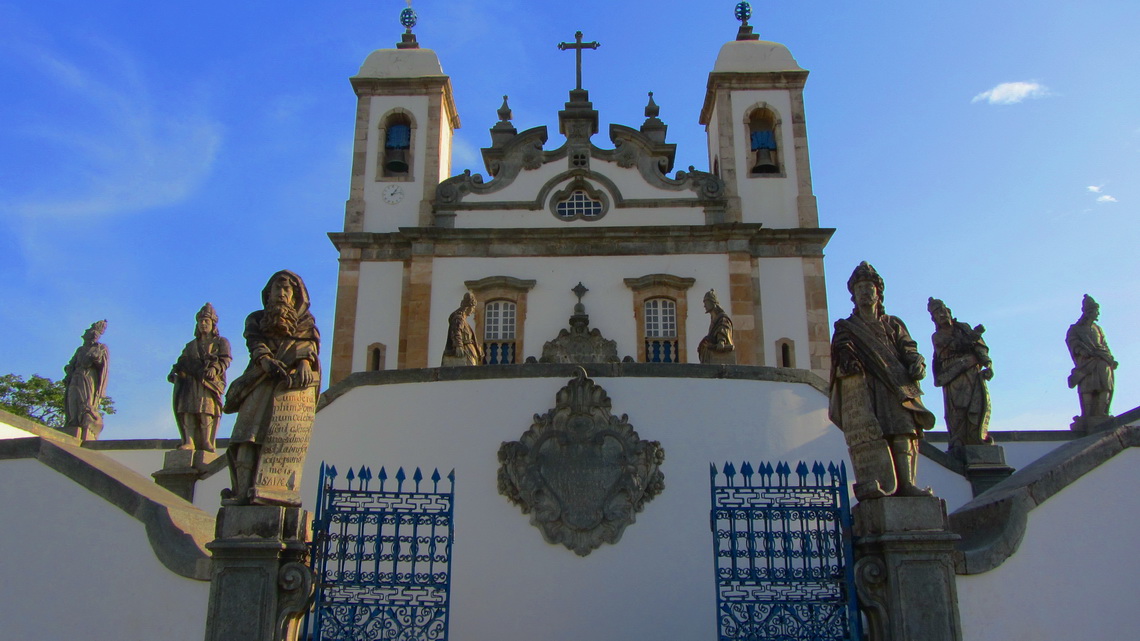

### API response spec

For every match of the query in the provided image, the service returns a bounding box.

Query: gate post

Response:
[202,505,314,641]
[851,496,963,641]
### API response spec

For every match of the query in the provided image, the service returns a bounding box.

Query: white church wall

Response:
[362,94,430,232]
[96,447,167,478]
[758,256,810,367]
[956,448,1140,640]
[459,160,564,203]
[352,261,405,371]
[0,459,209,641]
[455,200,705,228]
[999,439,1071,470]
[306,375,850,641]
[0,419,32,439]
[919,456,974,512]
[430,254,731,363]
[729,89,799,228]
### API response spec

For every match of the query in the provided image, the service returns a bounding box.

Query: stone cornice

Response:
[330,224,834,260]
[700,70,810,125]
[350,76,461,129]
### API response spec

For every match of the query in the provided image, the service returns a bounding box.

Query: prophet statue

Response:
[928,298,993,451]
[223,270,320,506]
[442,292,483,366]
[829,262,935,500]
[1066,294,1117,426]
[63,320,110,440]
[168,303,232,452]
[697,289,736,364]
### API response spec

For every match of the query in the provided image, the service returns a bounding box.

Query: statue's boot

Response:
[224,444,257,504]
[199,416,218,453]
[891,439,932,497]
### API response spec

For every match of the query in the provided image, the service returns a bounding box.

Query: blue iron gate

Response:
[309,463,455,641]
[710,460,861,641]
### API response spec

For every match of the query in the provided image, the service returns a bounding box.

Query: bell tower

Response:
[331,5,461,382]
[699,2,819,229]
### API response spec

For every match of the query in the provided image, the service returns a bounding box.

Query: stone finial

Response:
[734,1,760,41]
[396,0,420,49]
[489,95,518,147]
[572,281,589,314]
[644,92,660,119]
[497,95,512,123]
[640,91,668,142]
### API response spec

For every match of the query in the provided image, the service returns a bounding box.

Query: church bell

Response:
[752,148,778,174]
[385,148,409,174]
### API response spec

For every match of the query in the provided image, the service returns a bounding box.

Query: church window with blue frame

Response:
[644,298,679,363]
[483,300,517,364]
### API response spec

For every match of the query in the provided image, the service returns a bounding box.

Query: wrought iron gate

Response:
[710,460,861,641]
[309,463,455,641]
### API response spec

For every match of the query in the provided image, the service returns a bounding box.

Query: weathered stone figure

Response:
[697,289,736,364]
[222,270,320,506]
[928,298,993,451]
[1066,294,1117,426]
[829,262,935,499]
[168,303,232,452]
[441,292,483,366]
[63,319,110,440]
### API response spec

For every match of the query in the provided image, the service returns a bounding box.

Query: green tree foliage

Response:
[0,373,115,429]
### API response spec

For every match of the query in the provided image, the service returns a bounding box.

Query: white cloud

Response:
[971,81,1050,105]
[1096,195,1118,203]
[1087,185,1103,193]
[1,36,221,218]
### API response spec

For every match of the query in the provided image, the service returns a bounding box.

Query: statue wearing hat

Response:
[1066,294,1117,429]
[169,303,232,452]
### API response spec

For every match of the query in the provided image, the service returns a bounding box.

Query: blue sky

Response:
[1,1,1137,440]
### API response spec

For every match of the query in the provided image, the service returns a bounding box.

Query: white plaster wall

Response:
[918,454,974,512]
[430,254,731,363]
[455,202,705,228]
[956,448,1140,640]
[362,94,430,232]
[729,89,800,228]
[999,439,1070,470]
[0,459,208,641]
[758,257,809,367]
[0,418,33,439]
[352,261,406,371]
[305,375,850,641]
[96,447,167,478]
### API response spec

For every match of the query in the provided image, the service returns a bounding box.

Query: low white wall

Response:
[0,459,209,641]
[307,374,850,640]
[0,419,32,439]
[957,448,1140,640]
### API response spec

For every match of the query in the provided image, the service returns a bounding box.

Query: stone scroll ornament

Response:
[222,270,321,507]
[497,368,665,556]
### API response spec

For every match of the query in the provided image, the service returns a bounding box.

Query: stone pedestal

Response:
[852,496,963,641]
[953,444,1014,497]
[203,506,314,641]
[1070,414,1114,434]
[153,449,219,502]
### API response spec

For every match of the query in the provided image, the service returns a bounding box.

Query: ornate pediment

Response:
[497,369,665,556]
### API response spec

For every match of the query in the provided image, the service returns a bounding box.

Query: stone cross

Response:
[558,31,600,91]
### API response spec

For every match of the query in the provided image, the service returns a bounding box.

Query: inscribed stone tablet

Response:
[252,387,316,506]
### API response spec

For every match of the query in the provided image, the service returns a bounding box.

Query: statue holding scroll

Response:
[928,298,993,451]
[829,262,935,500]
[169,303,231,452]
[222,270,320,506]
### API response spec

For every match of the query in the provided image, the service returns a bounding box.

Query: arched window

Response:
[555,190,604,220]
[644,298,679,363]
[381,112,413,178]
[747,108,780,175]
[776,338,796,368]
[366,342,387,371]
[624,274,695,363]
[483,300,517,364]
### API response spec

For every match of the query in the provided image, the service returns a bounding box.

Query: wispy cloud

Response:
[0,35,221,218]
[1087,185,1103,193]
[972,81,1050,105]
[1096,195,1118,203]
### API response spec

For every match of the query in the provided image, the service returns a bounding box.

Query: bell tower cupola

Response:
[700,2,818,229]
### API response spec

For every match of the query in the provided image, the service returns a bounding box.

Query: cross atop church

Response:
[558,31,600,91]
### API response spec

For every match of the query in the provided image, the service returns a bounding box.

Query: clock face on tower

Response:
[382,184,404,204]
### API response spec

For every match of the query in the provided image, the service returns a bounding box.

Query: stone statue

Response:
[829,262,935,500]
[928,298,993,451]
[441,292,483,366]
[697,289,736,364]
[63,320,110,440]
[1066,294,1117,428]
[168,303,232,452]
[222,271,320,506]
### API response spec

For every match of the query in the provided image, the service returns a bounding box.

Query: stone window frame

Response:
[623,274,696,363]
[775,337,796,368]
[377,108,417,182]
[743,102,786,179]
[464,276,536,364]
[548,178,610,222]
[366,342,387,371]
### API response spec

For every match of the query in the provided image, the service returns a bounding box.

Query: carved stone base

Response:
[853,497,963,641]
[952,444,1014,497]
[153,450,218,502]
[203,506,314,641]
[1070,414,1114,434]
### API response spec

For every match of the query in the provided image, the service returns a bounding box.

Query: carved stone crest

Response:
[497,368,665,556]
